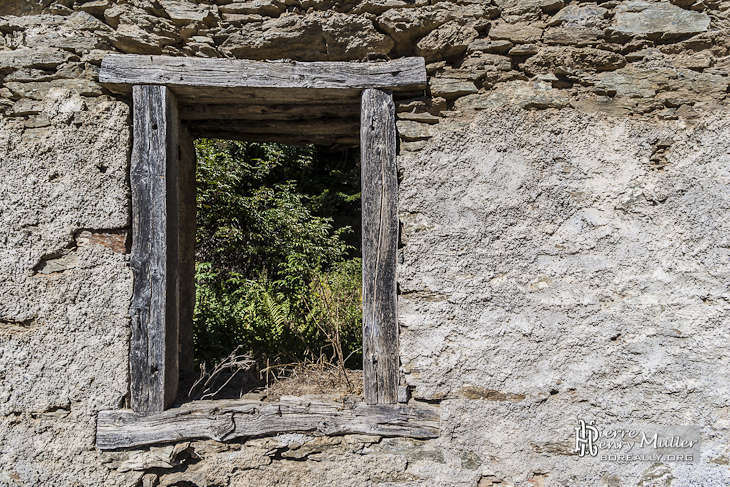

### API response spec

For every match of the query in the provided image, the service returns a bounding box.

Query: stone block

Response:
[543,25,603,46]
[548,4,608,26]
[611,1,710,40]
[352,0,427,15]
[594,66,673,98]
[161,0,219,26]
[507,43,538,56]
[429,78,478,99]
[454,80,569,110]
[397,120,434,140]
[495,0,564,15]
[321,13,394,61]
[9,99,44,116]
[467,39,513,54]
[488,22,543,44]
[377,6,452,55]
[219,0,284,17]
[416,20,479,62]
[0,48,76,72]
[523,47,626,77]
[221,14,327,60]
[5,82,53,101]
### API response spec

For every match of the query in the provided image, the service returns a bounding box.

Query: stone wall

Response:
[1,0,729,485]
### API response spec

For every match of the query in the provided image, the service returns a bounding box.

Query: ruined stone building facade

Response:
[1,0,729,485]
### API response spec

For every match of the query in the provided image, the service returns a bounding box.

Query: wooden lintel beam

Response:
[99,56,427,100]
[96,397,440,449]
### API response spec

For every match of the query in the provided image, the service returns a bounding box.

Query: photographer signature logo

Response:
[575,419,599,457]
[572,420,700,463]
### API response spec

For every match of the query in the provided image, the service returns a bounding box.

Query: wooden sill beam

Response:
[96,396,439,449]
[99,55,427,104]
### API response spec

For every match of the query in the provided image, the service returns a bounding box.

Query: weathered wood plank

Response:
[360,89,399,405]
[178,103,360,121]
[185,117,361,147]
[186,119,360,137]
[96,397,439,449]
[129,85,180,414]
[185,128,360,148]
[100,56,427,102]
[168,87,362,105]
[177,125,196,381]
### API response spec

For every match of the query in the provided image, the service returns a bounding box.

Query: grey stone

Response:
[78,0,112,16]
[611,1,710,39]
[321,13,394,61]
[220,14,325,60]
[594,66,673,98]
[461,53,513,71]
[453,80,569,110]
[222,13,393,61]
[9,99,44,116]
[0,0,54,16]
[397,120,434,140]
[377,6,452,55]
[398,111,440,124]
[507,43,538,56]
[416,20,479,63]
[488,22,543,44]
[62,11,112,31]
[5,68,57,82]
[50,79,104,97]
[523,47,626,77]
[400,140,428,152]
[219,0,284,17]
[5,82,53,101]
[548,4,608,26]
[0,49,77,72]
[377,4,492,56]
[429,78,478,99]
[220,12,265,22]
[467,39,513,54]
[494,0,564,15]
[543,25,603,46]
[352,0,427,15]
[34,252,78,274]
[161,0,219,26]
[570,95,636,117]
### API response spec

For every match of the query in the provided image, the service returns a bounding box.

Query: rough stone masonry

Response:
[0,0,729,485]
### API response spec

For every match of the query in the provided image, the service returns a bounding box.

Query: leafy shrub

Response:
[193,139,362,370]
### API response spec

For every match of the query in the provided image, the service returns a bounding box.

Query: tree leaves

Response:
[193,140,362,367]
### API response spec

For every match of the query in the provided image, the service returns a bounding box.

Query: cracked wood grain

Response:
[96,396,439,449]
[129,85,180,414]
[361,88,398,405]
[99,56,427,103]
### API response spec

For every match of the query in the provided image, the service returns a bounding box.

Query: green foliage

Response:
[193,139,362,368]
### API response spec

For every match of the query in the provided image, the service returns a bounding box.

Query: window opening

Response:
[187,139,363,402]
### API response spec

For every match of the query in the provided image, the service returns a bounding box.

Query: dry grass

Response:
[263,362,363,401]
[185,350,362,402]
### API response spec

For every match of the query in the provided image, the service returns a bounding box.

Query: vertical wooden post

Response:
[361,88,399,405]
[177,125,196,382]
[129,85,180,413]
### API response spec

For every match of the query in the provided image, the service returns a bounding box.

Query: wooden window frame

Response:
[94,55,438,449]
